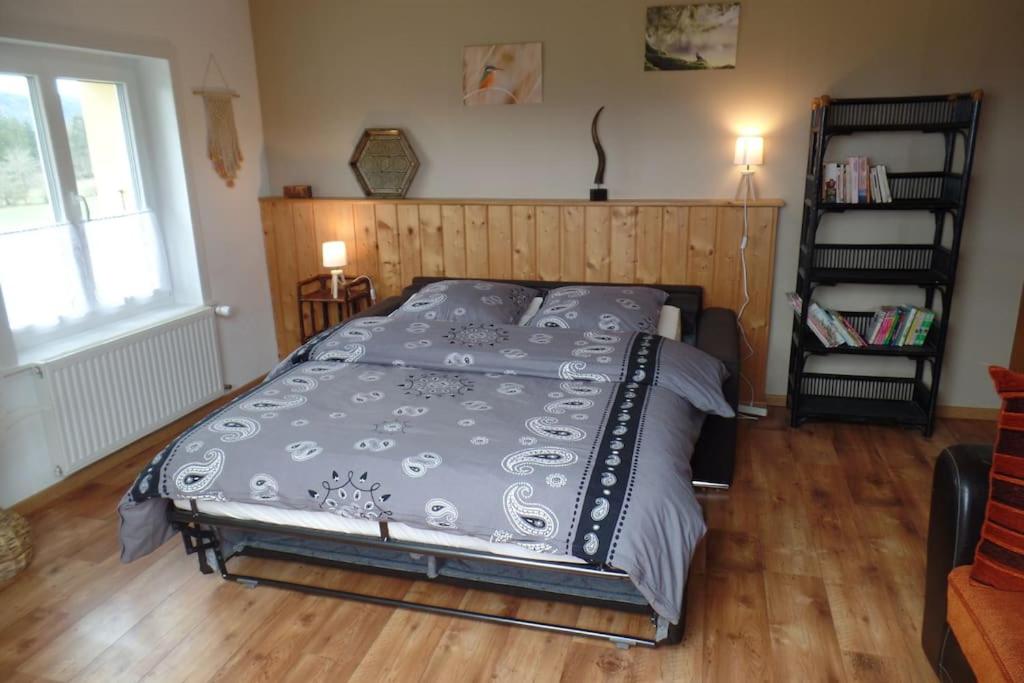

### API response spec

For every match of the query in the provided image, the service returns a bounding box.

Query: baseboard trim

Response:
[934,405,1000,420]
[764,394,998,421]
[12,376,263,516]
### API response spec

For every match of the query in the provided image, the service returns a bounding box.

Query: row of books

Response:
[786,293,935,348]
[866,305,936,347]
[822,157,893,204]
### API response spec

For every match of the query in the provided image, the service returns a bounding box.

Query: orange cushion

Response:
[972,367,1024,590]
[948,565,1024,682]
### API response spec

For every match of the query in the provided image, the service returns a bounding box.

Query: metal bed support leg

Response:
[175,500,225,576]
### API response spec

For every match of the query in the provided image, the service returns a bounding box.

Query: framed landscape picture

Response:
[645,4,741,71]
[462,42,543,106]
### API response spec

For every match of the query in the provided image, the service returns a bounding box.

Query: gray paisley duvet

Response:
[119,319,732,622]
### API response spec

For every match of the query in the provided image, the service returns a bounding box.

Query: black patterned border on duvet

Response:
[571,333,659,565]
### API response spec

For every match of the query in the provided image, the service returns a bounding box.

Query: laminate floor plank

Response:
[133,565,301,683]
[489,599,581,682]
[702,570,772,682]
[764,572,845,683]
[281,654,337,682]
[298,571,414,674]
[417,590,518,682]
[344,582,467,683]
[72,571,224,683]
[3,407,993,682]
[18,548,196,681]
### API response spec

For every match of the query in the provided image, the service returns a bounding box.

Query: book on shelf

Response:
[833,312,867,347]
[786,293,867,348]
[856,157,870,203]
[788,292,839,347]
[865,305,935,346]
[914,309,936,345]
[877,165,893,202]
[821,157,893,204]
[823,163,841,202]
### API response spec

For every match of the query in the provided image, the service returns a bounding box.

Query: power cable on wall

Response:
[736,176,765,420]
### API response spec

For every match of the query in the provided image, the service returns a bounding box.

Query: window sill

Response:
[16,304,210,366]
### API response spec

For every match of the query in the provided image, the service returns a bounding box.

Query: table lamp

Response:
[322,240,348,298]
[734,136,764,200]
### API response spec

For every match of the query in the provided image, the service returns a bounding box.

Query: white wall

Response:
[251,0,1024,409]
[0,0,278,505]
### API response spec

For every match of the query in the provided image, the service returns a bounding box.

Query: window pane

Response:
[57,78,138,220]
[0,73,56,232]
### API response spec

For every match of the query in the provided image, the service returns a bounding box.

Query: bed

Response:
[118,278,739,648]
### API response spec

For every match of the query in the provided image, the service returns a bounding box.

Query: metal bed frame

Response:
[171,500,676,648]
[166,279,739,647]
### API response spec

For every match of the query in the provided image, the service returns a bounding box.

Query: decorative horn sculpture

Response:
[590,106,608,201]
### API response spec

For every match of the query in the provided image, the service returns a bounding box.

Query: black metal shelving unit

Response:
[788,92,983,436]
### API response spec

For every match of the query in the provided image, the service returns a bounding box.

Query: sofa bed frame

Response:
[169,278,739,648]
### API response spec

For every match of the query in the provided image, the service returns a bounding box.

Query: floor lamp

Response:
[733,135,766,418]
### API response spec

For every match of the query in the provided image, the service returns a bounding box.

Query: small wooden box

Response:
[283,184,313,199]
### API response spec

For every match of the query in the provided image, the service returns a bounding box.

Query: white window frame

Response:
[0,41,175,351]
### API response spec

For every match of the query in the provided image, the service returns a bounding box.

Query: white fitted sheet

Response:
[174,499,585,564]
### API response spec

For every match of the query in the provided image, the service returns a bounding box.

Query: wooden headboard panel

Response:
[258,198,782,404]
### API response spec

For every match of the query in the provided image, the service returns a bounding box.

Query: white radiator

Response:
[40,308,224,476]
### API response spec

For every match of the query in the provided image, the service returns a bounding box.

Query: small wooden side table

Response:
[297,275,377,342]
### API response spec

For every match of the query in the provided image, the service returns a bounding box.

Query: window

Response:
[0,43,172,348]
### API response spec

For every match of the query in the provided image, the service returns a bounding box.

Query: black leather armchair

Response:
[922,444,993,682]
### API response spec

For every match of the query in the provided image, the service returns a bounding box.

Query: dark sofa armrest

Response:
[921,444,993,679]
[350,295,404,319]
[691,308,739,488]
[695,307,740,410]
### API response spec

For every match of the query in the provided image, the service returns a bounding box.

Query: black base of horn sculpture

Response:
[589,188,608,201]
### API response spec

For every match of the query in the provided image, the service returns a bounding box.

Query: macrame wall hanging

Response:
[193,54,242,187]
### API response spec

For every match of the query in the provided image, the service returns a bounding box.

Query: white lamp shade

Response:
[734,136,764,166]
[322,241,348,269]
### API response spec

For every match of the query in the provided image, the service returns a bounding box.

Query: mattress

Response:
[174,499,586,565]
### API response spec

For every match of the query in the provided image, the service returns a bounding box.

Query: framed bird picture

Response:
[462,42,542,106]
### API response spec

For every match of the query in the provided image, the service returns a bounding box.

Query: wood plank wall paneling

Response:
[259,198,782,405]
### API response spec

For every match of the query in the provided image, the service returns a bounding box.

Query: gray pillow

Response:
[528,285,668,333]
[391,280,539,324]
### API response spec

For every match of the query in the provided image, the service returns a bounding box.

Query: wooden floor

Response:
[0,408,995,683]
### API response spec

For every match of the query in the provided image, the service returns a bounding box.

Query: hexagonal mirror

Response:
[349,128,420,198]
